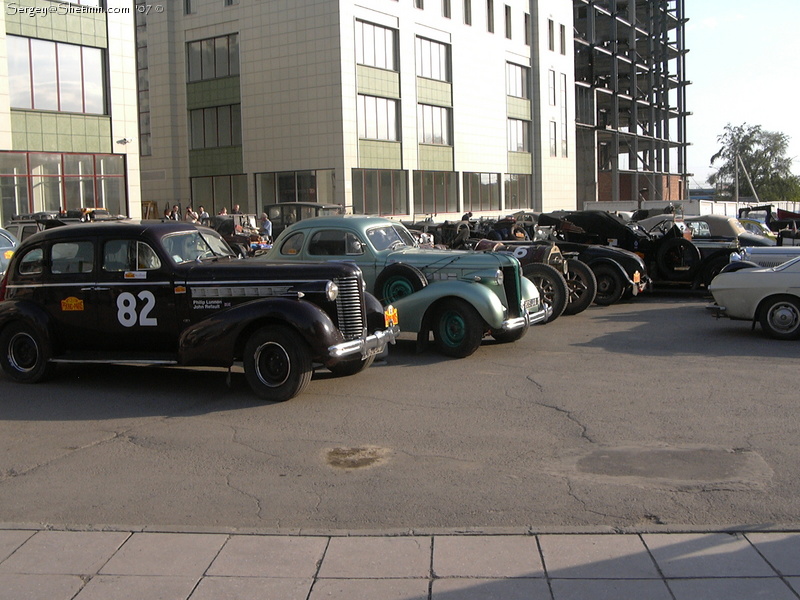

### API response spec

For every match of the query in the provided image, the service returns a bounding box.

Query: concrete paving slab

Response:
[72,575,198,600]
[431,577,550,599]
[433,535,544,578]
[207,535,328,578]
[0,573,84,600]
[550,578,674,600]
[98,532,226,577]
[317,536,430,579]
[538,534,660,579]
[190,576,313,600]
[667,577,799,600]
[0,530,35,563]
[0,531,129,575]
[309,578,429,600]
[746,532,800,576]
[643,533,777,578]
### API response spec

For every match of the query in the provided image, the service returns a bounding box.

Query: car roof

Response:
[0,227,17,247]
[283,215,398,231]
[19,219,200,243]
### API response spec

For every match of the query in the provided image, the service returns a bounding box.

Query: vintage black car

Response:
[539,210,730,289]
[0,221,399,402]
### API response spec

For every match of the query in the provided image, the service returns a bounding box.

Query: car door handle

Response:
[83,286,110,291]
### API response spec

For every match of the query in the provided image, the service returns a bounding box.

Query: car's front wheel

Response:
[593,264,625,306]
[522,263,568,322]
[563,259,597,315]
[759,295,800,340]
[0,322,57,383]
[243,326,313,401]
[432,299,484,358]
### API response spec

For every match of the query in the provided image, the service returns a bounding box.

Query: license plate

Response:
[384,305,399,328]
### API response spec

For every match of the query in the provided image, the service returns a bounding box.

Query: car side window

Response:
[103,240,161,271]
[280,232,305,255]
[308,230,363,256]
[689,221,711,237]
[18,247,44,275]
[51,241,94,274]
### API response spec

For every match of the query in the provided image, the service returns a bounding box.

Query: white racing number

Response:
[116,291,158,327]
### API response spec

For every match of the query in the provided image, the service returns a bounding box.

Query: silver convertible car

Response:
[708,256,800,340]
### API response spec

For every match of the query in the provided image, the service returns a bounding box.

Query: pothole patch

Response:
[325,446,390,470]
[565,445,773,490]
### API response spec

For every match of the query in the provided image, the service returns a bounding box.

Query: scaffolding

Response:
[573,0,689,207]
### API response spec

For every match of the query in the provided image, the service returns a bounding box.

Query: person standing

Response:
[259,212,273,242]
[231,204,242,214]
[197,206,209,224]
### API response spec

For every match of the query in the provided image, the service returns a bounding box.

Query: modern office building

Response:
[0,0,141,225]
[138,0,577,219]
[572,0,689,206]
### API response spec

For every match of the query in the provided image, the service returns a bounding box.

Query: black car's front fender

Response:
[178,297,344,367]
[0,300,60,352]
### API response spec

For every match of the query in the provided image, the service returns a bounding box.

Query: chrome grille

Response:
[335,275,366,339]
[502,266,522,318]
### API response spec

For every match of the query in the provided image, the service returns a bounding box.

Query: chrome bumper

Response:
[502,303,552,330]
[329,325,400,359]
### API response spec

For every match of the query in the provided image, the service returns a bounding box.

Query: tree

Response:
[708,123,800,202]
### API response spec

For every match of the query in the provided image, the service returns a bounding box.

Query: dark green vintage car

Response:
[261,215,549,358]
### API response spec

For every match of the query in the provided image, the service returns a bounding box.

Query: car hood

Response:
[386,247,517,270]
[178,258,363,282]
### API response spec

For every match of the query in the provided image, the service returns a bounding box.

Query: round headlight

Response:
[495,269,504,286]
[326,281,339,301]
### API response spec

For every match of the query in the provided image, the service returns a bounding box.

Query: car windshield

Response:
[366,224,416,251]
[162,230,235,264]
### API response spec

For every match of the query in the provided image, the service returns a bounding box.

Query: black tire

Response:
[432,298,484,358]
[695,255,731,289]
[563,259,597,315]
[593,264,625,306]
[374,263,428,304]
[522,263,568,322]
[758,295,800,340]
[243,325,313,401]
[327,354,376,377]
[0,322,57,383]
[656,237,702,281]
[491,325,528,344]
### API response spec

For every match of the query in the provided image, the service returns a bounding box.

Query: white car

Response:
[708,257,800,340]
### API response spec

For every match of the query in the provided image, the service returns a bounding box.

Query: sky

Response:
[684,0,800,188]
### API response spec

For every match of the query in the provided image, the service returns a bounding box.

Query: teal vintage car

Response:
[260,215,549,358]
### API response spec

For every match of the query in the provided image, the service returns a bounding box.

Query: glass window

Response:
[549,121,558,157]
[506,63,529,99]
[279,232,305,255]
[548,19,555,51]
[188,34,238,82]
[355,21,397,71]
[30,39,58,111]
[487,0,494,33]
[82,48,104,114]
[417,105,451,146]
[442,0,451,18]
[504,4,511,39]
[416,37,450,82]
[7,36,32,109]
[357,95,399,142]
[464,0,471,25]
[508,119,530,152]
[58,44,83,112]
[18,247,44,275]
[352,169,408,216]
[51,241,94,274]
[463,172,499,211]
[413,171,457,214]
[504,174,531,210]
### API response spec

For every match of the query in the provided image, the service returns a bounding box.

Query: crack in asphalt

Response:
[0,429,128,483]
[535,401,596,444]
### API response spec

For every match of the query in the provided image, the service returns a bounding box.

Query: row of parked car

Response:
[1,205,798,405]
